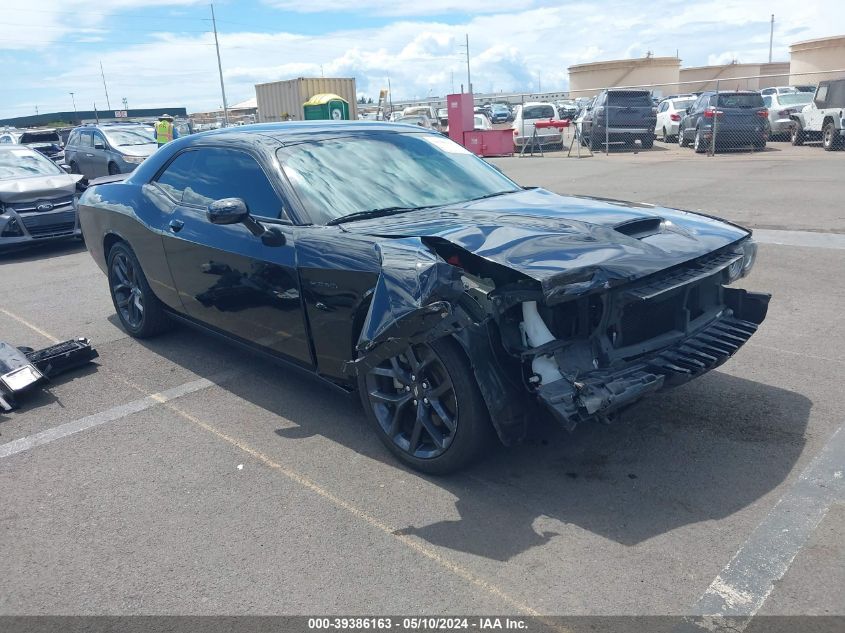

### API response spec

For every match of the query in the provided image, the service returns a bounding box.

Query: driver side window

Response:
[159,147,287,220]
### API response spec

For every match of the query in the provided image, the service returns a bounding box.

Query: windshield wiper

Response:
[465,190,518,202]
[326,205,439,226]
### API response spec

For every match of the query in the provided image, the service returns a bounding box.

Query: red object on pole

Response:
[533,119,569,129]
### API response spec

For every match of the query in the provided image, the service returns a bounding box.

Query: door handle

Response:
[85,153,94,157]
[169,219,184,233]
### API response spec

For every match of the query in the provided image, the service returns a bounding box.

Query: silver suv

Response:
[64,123,158,178]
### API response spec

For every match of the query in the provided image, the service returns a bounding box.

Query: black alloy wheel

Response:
[107,242,171,338]
[358,339,490,474]
[111,250,144,330]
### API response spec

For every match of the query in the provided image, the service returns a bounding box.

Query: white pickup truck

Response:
[790,79,845,150]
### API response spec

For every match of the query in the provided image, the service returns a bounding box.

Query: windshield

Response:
[0,148,63,179]
[523,105,555,119]
[778,93,812,106]
[716,93,765,108]
[104,128,156,147]
[277,132,520,225]
[491,104,508,112]
[672,98,695,110]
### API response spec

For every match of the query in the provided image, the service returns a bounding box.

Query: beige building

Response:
[789,35,845,85]
[678,62,791,92]
[568,56,681,98]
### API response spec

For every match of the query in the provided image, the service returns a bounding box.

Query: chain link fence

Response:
[560,68,845,156]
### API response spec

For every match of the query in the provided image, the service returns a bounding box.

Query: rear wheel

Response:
[589,131,602,151]
[358,339,491,474]
[661,126,671,143]
[679,127,691,148]
[790,121,805,146]
[694,128,707,153]
[640,136,654,149]
[107,242,171,338]
[822,121,842,151]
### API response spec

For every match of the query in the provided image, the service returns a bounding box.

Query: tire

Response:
[679,127,691,148]
[694,128,707,153]
[589,131,602,151]
[640,136,654,149]
[107,162,120,175]
[107,242,171,338]
[661,127,671,143]
[753,141,766,151]
[357,338,492,474]
[69,161,80,174]
[822,121,842,151]
[790,121,805,146]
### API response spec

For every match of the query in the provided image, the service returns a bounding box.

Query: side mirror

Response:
[60,164,72,173]
[686,106,693,114]
[207,197,284,244]
[93,142,105,150]
[207,197,249,225]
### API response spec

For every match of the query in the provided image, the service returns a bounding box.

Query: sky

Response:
[1,0,843,119]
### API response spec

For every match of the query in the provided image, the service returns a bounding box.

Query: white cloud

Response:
[262,0,535,16]
[3,0,845,118]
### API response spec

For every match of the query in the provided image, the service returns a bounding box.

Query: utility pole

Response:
[465,33,472,95]
[769,14,774,63]
[122,97,128,110]
[210,3,230,127]
[450,71,454,94]
[35,105,39,116]
[69,92,77,119]
[100,61,111,110]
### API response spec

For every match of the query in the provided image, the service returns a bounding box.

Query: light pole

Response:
[69,92,77,122]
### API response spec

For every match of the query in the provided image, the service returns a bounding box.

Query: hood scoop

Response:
[613,217,662,239]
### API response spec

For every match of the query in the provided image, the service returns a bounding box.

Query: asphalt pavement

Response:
[1,141,843,624]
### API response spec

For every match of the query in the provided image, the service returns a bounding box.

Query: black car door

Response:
[156,146,313,367]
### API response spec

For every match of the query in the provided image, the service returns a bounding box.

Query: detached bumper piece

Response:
[538,290,770,431]
[0,338,98,412]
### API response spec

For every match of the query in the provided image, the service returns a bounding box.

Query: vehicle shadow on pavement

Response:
[0,239,86,264]
[135,328,811,562]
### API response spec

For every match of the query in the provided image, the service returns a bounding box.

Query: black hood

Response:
[340,188,750,298]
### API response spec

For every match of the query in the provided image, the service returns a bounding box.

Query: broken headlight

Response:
[726,239,757,283]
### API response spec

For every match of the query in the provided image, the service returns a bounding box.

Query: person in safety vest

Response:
[154,114,179,147]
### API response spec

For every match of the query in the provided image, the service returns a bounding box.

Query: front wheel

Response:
[107,162,120,175]
[107,242,171,338]
[791,121,805,146]
[358,339,491,474]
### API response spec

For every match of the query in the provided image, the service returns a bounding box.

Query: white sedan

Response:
[655,97,696,142]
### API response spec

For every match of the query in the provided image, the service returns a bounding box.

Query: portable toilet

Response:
[302,93,350,120]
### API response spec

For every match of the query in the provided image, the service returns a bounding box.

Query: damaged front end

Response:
[501,240,770,430]
[343,230,769,445]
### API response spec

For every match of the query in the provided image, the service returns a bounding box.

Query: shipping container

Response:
[255,78,358,123]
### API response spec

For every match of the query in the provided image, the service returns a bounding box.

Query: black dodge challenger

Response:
[79,122,770,473]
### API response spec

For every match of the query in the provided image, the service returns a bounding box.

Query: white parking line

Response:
[753,229,845,250]
[0,374,231,460]
[0,308,60,344]
[686,425,845,628]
